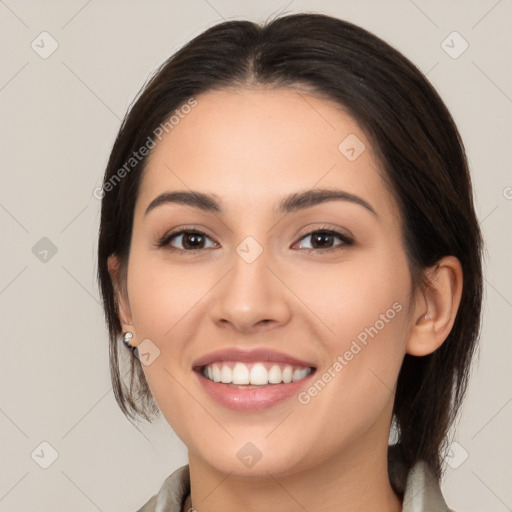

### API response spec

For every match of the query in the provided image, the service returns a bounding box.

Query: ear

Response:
[406,255,463,356]
[107,254,135,335]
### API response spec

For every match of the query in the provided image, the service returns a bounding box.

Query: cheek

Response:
[290,248,412,351]
[126,246,209,341]
[288,246,412,419]
[125,261,202,442]
[124,247,222,435]
[286,255,412,457]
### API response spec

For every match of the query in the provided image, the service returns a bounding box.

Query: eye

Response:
[157,229,218,252]
[294,228,354,252]
[156,226,353,253]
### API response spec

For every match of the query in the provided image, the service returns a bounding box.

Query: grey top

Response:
[135,458,454,512]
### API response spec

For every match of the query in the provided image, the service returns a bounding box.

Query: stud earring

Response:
[122,331,137,354]
[424,313,432,320]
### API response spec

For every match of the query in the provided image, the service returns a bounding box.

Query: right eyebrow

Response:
[145,191,221,216]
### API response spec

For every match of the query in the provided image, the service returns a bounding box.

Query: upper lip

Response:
[192,348,316,370]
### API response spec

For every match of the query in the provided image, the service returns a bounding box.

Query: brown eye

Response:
[158,230,217,251]
[295,229,353,251]
[180,232,207,250]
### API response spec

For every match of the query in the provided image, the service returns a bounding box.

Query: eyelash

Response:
[156,226,354,254]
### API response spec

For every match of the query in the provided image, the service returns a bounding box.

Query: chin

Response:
[190,438,316,479]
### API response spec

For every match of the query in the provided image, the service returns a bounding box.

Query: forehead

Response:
[136,87,397,219]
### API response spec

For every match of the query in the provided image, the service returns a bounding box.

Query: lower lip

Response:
[195,370,316,412]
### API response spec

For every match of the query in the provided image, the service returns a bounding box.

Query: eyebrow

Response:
[144,188,377,217]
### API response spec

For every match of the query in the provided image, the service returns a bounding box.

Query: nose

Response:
[209,245,292,335]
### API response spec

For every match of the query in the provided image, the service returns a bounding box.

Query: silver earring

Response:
[122,332,137,354]
[424,313,432,320]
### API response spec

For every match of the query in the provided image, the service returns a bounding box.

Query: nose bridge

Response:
[210,234,290,331]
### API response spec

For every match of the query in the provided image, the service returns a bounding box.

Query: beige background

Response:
[0,0,511,510]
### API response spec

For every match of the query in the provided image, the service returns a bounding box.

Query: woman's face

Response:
[117,87,420,477]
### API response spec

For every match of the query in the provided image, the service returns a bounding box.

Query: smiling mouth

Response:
[197,361,315,387]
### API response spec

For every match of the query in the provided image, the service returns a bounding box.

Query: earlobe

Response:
[406,256,463,357]
[107,255,134,333]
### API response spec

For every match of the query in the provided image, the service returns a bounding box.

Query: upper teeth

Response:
[203,362,312,385]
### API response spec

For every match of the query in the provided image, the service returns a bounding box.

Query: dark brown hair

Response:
[97,12,483,493]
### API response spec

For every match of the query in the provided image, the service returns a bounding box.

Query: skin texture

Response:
[109,87,463,512]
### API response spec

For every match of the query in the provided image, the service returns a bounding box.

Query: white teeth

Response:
[202,362,312,385]
[232,362,250,385]
[220,365,232,384]
[268,365,282,384]
[292,368,309,382]
[250,363,268,385]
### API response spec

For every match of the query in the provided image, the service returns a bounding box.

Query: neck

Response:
[186,437,401,512]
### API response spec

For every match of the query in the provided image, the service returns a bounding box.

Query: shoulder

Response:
[134,465,190,512]
[388,443,457,512]
[135,495,156,512]
[402,460,454,512]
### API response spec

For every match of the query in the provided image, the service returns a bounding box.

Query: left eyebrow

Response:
[277,188,377,217]
[144,188,377,217]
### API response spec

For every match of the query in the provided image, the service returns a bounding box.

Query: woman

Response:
[97,13,482,512]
